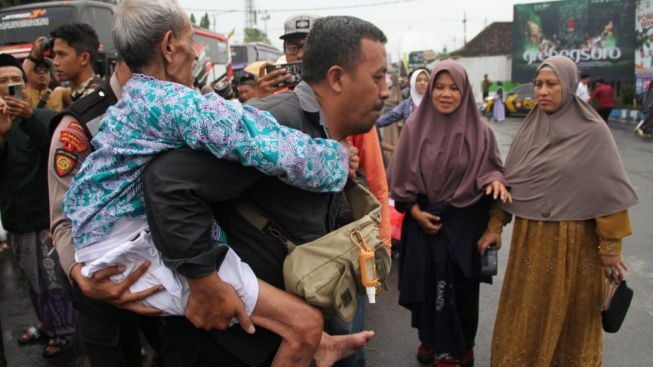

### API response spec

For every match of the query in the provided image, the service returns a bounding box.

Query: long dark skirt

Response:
[9,230,77,337]
[397,199,489,356]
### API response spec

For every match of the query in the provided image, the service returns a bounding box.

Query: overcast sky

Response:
[179,0,551,53]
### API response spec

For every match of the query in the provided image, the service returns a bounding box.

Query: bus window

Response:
[0,7,75,45]
[194,34,228,64]
[80,6,115,54]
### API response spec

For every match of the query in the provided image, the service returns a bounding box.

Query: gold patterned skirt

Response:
[491,218,604,367]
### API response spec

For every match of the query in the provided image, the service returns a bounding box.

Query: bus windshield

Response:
[0,7,75,44]
[230,45,249,65]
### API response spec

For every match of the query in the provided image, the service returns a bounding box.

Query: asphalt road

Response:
[0,116,651,366]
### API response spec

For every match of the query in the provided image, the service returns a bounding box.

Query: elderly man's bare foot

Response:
[314,330,375,367]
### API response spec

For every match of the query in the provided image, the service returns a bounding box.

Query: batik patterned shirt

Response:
[64,74,348,249]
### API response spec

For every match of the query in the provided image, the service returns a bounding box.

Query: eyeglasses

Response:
[34,66,50,74]
[283,43,304,56]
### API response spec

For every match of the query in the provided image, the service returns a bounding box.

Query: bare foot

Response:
[314,330,375,367]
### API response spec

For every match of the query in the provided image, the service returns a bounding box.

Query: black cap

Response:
[0,54,27,81]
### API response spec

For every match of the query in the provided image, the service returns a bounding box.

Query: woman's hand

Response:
[486,180,512,203]
[410,204,442,235]
[477,231,501,255]
[600,255,628,283]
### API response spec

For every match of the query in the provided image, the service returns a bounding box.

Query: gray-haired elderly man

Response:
[63,0,372,366]
[143,14,391,367]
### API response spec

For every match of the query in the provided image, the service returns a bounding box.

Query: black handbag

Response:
[601,280,634,333]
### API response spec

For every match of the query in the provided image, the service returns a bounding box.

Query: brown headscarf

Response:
[388,60,506,207]
[501,55,638,221]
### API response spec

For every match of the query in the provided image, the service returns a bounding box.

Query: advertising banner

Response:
[512,0,636,82]
[635,0,653,93]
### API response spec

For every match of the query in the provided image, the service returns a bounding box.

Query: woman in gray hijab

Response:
[478,56,638,366]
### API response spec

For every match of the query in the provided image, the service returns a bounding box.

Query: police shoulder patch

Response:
[67,120,87,135]
[59,129,89,153]
[54,149,78,177]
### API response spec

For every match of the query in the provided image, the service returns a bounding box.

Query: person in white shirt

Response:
[576,73,590,102]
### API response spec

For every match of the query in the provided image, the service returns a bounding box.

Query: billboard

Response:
[512,0,636,82]
[635,0,653,93]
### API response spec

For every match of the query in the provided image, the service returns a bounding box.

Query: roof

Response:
[450,22,512,58]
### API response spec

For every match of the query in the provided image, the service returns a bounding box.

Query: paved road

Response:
[0,117,651,366]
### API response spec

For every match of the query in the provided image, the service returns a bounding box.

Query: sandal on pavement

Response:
[434,351,474,367]
[17,325,45,345]
[417,344,435,364]
[434,354,463,367]
[42,337,72,358]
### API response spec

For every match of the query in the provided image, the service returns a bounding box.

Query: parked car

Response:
[482,82,536,116]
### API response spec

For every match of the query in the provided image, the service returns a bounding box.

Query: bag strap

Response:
[233,201,297,253]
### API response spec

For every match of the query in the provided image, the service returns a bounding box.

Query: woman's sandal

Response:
[417,344,435,364]
[17,325,45,345]
[434,349,474,367]
[42,337,72,358]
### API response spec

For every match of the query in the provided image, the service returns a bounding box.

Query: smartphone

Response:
[7,83,23,101]
[265,62,302,88]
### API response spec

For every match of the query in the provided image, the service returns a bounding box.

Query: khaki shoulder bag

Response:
[234,180,392,322]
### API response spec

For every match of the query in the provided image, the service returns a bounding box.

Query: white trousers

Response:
[77,218,259,320]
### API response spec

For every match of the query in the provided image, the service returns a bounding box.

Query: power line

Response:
[184,0,419,14]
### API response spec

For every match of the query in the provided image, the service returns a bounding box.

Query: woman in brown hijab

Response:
[389,60,510,366]
[478,56,638,366]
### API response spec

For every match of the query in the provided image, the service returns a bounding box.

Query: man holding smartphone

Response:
[0,54,77,358]
[257,14,318,97]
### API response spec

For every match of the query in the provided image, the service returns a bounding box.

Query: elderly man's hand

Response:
[70,262,164,315]
[185,273,255,334]
[4,96,32,120]
[256,62,290,98]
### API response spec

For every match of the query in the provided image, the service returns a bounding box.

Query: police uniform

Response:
[48,74,160,367]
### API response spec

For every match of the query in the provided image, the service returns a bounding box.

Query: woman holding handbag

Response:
[389,60,510,367]
[478,55,638,366]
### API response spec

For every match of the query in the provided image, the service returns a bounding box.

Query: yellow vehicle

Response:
[483,83,536,116]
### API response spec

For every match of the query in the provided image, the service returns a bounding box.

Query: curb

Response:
[611,108,642,124]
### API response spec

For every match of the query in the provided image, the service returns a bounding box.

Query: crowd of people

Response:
[0,0,640,366]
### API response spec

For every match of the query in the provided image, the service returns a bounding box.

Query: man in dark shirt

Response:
[143,16,389,366]
[0,54,77,357]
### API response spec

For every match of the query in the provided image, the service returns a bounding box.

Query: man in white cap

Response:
[257,14,318,97]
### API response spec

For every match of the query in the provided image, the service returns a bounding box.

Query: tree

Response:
[190,13,197,26]
[200,13,210,29]
[244,27,271,45]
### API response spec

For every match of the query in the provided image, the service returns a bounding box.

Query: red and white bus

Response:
[193,26,232,88]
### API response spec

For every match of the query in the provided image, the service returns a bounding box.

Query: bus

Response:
[193,27,232,88]
[0,1,116,77]
[230,43,283,79]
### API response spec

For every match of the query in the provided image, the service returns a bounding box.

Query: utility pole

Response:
[245,0,256,28]
[463,12,467,45]
[261,11,270,35]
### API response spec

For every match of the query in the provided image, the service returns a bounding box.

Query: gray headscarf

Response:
[501,56,638,220]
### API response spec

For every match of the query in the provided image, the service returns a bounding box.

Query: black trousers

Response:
[0,319,6,367]
[157,316,270,367]
[72,286,162,367]
[598,108,612,123]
